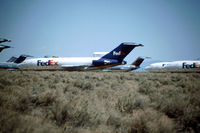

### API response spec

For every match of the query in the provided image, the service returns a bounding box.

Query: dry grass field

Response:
[0,71,200,133]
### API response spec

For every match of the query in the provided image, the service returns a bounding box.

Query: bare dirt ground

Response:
[0,71,200,133]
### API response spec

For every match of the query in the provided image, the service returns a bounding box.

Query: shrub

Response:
[117,92,150,113]
[0,71,199,133]
[129,109,175,133]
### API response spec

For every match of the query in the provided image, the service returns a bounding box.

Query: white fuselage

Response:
[17,57,101,70]
[103,64,138,72]
[145,60,200,72]
[0,62,18,69]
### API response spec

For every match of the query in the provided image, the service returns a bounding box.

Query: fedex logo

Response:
[37,60,58,66]
[182,62,200,69]
[113,51,125,56]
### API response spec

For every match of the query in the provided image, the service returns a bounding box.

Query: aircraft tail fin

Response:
[132,57,145,67]
[0,48,3,52]
[14,55,33,64]
[0,38,11,43]
[7,56,17,62]
[92,42,143,67]
[0,45,12,52]
[132,56,151,66]
[101,42,144,62]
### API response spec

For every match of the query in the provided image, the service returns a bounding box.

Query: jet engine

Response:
[92,58,120,66]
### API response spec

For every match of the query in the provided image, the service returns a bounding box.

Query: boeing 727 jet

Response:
[145,60,200,72]
[17,42,144,71]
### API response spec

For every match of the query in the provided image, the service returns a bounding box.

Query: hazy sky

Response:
[0,0,200,62]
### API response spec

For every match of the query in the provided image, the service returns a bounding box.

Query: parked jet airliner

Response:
[145,60,200,72]
[103,57,149,72]
[17,42,144,71]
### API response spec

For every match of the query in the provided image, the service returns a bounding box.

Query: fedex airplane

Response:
[17,42,144,71]
[145,60,200,72]
[103,57,148,72]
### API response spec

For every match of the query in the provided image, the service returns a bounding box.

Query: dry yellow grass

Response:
[0,71,200,133]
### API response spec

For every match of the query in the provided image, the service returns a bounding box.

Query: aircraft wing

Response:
[61,64,108,71]
[61,65,88,71]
